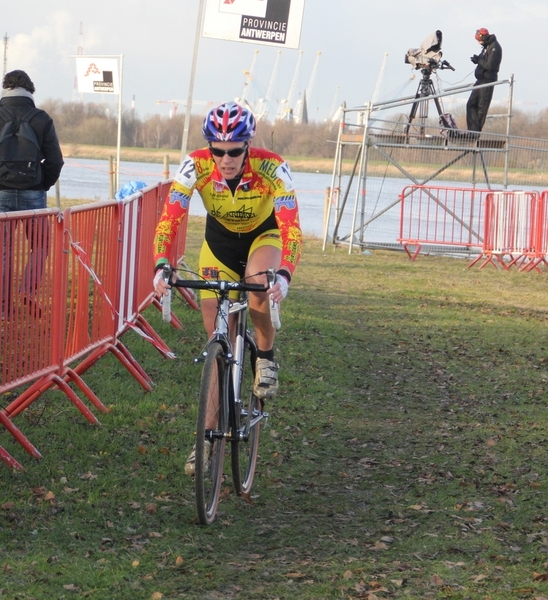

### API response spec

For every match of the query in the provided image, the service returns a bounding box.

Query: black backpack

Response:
[0,106,43,189]
[439,113,460,139]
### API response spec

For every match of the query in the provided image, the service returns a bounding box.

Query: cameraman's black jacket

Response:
[474,34,502,83]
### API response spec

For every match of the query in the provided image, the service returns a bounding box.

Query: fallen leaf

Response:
[430,575,444,586]
[343,570,353,579]
[370,541,389,551]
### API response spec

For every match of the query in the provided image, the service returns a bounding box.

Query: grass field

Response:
[2,219,548,599]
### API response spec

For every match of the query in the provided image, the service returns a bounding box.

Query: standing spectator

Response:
[466,28,502,134]
[0,70,64,318]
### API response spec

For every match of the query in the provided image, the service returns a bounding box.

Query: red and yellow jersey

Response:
[153,146,302,278]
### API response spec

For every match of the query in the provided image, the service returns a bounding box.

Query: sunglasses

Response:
[209,144,248,158]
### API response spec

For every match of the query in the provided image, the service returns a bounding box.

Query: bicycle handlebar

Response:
[161,265,281,329]
[171,278,269,293]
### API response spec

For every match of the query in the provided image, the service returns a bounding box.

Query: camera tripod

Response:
[404,60,454,138]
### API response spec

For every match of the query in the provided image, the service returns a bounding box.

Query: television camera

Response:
[404,30,455,137]
[405,30,454,75]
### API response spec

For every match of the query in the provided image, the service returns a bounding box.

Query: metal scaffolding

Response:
[322,76,526,253]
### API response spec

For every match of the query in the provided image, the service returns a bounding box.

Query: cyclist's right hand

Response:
[153,264,173,296]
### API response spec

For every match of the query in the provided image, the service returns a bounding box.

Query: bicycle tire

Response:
[231,339,261,497]
[195,342,228,525]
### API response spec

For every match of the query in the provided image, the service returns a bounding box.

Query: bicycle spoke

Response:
[231,343,261,497]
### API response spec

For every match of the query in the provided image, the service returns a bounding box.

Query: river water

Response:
[56,156,548,246]
[57,157,407,243]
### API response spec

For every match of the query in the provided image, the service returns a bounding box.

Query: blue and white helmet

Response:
[202,101,256,142]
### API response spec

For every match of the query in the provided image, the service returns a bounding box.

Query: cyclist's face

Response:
[209,142,247,180]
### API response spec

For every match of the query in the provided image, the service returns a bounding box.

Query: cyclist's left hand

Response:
[268,274,289,304]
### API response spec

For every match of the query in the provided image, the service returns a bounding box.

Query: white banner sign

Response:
[203,0,305,49]
[75,57,120,94]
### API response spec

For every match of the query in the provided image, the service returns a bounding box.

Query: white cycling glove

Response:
[276,273,289,300]
[153,266,171,294]
[153,269,163,290]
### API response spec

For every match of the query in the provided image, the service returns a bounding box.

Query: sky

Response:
[2,0,547,124]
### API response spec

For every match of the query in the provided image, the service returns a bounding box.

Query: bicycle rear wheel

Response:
[195,342,228,525]
[231,344,261,497]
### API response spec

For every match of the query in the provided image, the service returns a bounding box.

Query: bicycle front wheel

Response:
[231,346,261,497]
[195,342,228,525]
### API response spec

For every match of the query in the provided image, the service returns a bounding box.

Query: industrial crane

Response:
[276,50,303,121]
[255,49,281,121]
[156,99,211,118]
[294,50,321,124]
[235,49,259,109]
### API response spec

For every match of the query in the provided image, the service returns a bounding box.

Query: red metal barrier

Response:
[1,209,65,464]
[116,184,177,360]
[523,190,548,272]
[469,191,540,270]
[3,203,122,424]
[398,185,490,260]
[61,199,156,395]
[0,181,195,468]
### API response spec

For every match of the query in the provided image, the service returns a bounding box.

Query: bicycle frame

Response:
[200,287,266,442]
[165,268,277,523]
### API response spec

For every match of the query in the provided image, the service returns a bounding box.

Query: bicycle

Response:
[161,265,280,525]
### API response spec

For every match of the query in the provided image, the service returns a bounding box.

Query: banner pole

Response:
[115,54,124,193]
[181,0,205,160]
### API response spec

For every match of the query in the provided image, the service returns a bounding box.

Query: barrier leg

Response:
[110,341,154,391]
[64,368,109,413]
[5,374,101,425]
[0,445,25,471]
[51,375,101,425]
[0,410,42,461]
[135,314,176,359]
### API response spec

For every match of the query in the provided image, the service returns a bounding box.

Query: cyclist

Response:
[152,101,302,474]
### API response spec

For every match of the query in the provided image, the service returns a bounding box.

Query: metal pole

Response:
[181,0,205,161]
[115,54,124,193]
[108,156,114,199]
[503,74,514,189]
[3,33,8,77]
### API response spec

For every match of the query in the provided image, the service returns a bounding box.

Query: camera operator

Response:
[466,28,502,135]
